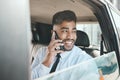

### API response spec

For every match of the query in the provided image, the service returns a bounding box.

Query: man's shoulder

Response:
[36,46,47,56]
[73,45,83,52]
[38,46,47,51]
[73,45,92,57]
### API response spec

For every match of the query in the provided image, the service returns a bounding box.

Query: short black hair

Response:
[52,10,77,25]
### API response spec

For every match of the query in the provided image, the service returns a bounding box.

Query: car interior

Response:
[1,0,120,80]
[30,0,102,62]
[30,0,120,79]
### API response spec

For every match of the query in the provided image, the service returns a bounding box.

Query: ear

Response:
[53,25,58,31]
[51,30,53,34]
[51,30,55,40]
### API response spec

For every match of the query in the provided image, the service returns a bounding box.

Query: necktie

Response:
[50,53,61,73]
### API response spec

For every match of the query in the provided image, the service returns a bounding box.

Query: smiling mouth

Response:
[65,41,72,44]
[63,40,74,51]
[64,39,74,45]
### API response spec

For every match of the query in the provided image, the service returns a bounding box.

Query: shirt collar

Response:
[60,45,75,59]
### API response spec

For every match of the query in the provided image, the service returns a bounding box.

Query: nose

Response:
[66,31,73,39]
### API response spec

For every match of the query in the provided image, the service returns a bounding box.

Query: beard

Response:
[62,39,75,51]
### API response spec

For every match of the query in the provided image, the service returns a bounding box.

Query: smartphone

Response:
[54,31,65,51]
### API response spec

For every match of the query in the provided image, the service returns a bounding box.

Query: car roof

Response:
[30,0,97,23]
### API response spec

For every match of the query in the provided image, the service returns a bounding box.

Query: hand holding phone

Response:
[54,31,65,51]
[42,31,64,67]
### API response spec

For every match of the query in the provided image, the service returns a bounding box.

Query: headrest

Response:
[31,22,53,45]
[75,30,90,47]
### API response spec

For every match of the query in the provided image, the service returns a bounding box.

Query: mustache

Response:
[62,39,75,42]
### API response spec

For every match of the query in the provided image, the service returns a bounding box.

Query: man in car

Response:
[32,10,99,79]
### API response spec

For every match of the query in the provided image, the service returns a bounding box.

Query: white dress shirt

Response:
[32,45,99,79]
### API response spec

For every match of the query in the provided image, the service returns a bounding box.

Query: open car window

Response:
[76,22,101,50]
[34,51,119,80]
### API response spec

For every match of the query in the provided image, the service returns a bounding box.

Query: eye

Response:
[61,29,68,33]
[72,30,77,33]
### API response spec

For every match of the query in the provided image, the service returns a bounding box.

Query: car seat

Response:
[75,30,99,57]
[31,22,53,63]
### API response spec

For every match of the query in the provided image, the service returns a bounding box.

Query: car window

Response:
[76,22,108,57]
[76,22,101,50]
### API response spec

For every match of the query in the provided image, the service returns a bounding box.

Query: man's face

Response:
[54,21,77,51]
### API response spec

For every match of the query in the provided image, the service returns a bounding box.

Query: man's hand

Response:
[42,31,64,67]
